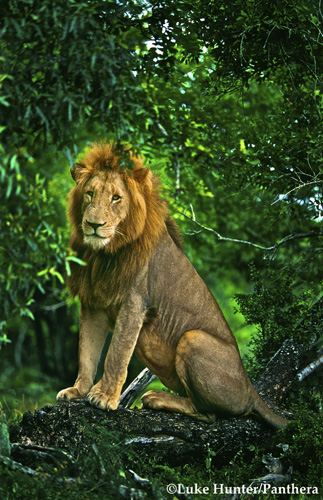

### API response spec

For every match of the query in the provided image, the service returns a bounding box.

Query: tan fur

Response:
[57,142,288,429]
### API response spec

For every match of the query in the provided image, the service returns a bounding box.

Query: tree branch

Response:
[271,180,323,205]
[181,206,323,252]
[120,368,156,408]
[9,338,303,469]
[297,354,323,382]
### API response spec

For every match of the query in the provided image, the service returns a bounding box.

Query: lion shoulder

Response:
[165,216,183,250]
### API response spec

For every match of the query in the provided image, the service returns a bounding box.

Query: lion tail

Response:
[252,392,290,429]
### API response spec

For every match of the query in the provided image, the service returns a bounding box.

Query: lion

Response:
[57,141,288,429]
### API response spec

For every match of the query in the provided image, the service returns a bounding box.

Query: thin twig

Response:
[175,153,181,195]
[272,180,322,205]
[92,444,107,476]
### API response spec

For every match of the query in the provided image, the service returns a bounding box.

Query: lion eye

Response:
[86,191,94,197]
[112,194,121,201]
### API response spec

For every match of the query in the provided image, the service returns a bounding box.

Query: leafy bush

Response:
[0,148,69,343]
[280,408,323,488]
[235,265,318,379]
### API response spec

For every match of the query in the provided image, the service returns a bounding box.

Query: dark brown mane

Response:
[66,142,182,307]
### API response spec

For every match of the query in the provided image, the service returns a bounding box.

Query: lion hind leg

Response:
[141,390,215,423]
[174,329,254,418]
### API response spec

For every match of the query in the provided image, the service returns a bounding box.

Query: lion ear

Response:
[132,167,151,184]
[70,165,77,182]
[70,163,83,183]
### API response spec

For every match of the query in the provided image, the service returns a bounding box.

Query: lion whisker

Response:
[114,227,127,240]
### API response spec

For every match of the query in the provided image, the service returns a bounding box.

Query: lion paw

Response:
[56,387,84,401]
[87,387,119,411]
[141,390,164,410]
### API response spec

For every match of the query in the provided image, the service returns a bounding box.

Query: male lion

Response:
[57,142,288,429]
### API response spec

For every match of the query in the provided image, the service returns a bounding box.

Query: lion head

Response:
[68,142,168,255]
[66,141,182,305]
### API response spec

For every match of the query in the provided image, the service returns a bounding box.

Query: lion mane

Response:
[67,142,181,307]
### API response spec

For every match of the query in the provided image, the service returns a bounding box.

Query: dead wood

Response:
[119,368,156,409]
[254,338,305,410]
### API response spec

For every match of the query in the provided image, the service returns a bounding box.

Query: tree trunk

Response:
[9,338,306,469]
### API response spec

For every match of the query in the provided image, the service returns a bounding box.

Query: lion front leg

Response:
[87,371,126,411]
[87,285,147,411]
[57,306,109,402]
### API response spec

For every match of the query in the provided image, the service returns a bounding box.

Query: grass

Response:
[0,366,58,422]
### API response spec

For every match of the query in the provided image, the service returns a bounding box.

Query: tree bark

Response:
[9,338,306,469]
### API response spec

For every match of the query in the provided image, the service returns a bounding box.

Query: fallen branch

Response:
[297,354,323,381]
[10,442,76,470]
[9,338,305,468]
[119,368,156,408]
[0,454,83,484]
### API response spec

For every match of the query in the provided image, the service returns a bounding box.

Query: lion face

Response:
[81,170,130,250]
[69,142,165,255]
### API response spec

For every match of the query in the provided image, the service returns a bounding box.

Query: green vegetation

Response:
[1,0,323,498]
[2,410,323,500]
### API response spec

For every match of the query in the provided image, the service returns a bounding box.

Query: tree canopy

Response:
[1,1,323,497]
[0,0,322,353]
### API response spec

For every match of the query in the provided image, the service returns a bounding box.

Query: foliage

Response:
[0,149,68,340]
[1,0,148,147]
[0,367,61,423]
[235,265,318,379]
[280,408,323,489]
[1,0,322,344]
[1,0,323,495]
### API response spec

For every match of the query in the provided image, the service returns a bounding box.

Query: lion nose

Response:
[87,221,106,231]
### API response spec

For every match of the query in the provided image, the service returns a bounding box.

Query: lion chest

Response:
[69,250,132,309]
